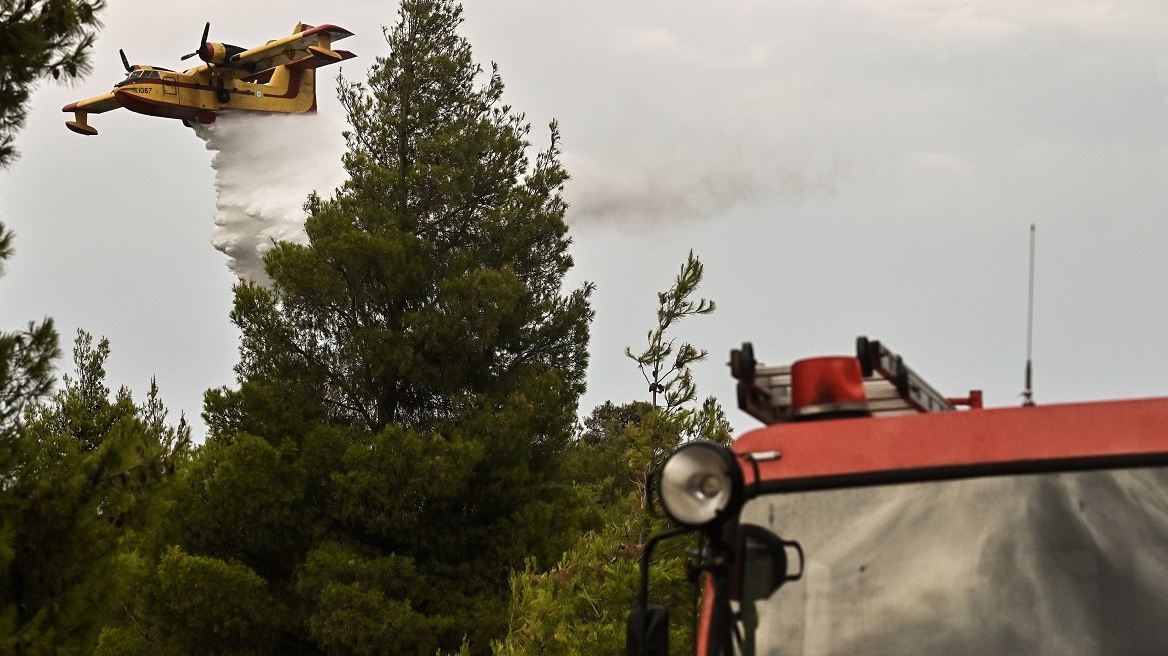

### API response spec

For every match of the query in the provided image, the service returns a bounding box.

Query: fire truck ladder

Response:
[730,336,982,426]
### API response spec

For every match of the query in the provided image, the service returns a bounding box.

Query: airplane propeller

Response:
[119,49,131,72]
[180,22,211,61]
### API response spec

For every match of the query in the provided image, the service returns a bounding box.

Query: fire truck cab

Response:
[629,337,1168,656]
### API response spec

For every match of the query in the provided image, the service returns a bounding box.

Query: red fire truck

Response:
[629,337,1168,655]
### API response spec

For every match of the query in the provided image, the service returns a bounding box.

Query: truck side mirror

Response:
[626,603,668,656]
[733,523,804,603]
[728,524,804,656]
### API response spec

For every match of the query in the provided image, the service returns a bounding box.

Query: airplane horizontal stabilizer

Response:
[287,49,356,71]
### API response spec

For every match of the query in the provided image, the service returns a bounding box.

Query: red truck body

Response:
[636,338,1168,656]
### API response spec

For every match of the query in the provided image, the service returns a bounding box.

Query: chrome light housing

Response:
[659,440,744,530]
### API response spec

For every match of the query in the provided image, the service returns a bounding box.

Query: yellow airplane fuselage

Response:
[114,66,315,124]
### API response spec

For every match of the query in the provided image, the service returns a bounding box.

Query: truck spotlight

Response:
[659,440,744,529]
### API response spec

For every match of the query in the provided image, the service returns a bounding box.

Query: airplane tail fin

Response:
[267,64,317,113]
[268,64,290,93]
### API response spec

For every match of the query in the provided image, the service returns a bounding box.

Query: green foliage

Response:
[294,541,442,656]
[115,1,593,654]
[148,546,280,655]
[0,330,188,655]
[495,253,730,656]
[0,319,57,431]
[493,498,690,656]
[494,415,712,656]
[0,0,106,165]
[495,406,728,656]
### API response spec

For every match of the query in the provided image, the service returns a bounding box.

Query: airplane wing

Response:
[241,49,356,83]
[63,92,122,115]
[62,92,122,135]
[225,24,353,72]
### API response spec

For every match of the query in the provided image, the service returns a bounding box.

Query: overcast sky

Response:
[2,0,1167,438]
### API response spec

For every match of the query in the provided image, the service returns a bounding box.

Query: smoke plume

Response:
[195,112,348,284]
[564,138,848,226]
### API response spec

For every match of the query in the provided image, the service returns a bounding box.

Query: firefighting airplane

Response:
[63,22,355,135]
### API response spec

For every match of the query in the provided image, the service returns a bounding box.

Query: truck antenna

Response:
[1022,224,1037,407]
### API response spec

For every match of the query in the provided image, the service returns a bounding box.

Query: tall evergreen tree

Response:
[121,2,592,653]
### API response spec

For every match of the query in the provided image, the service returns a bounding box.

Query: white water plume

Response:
[195,112,348,284]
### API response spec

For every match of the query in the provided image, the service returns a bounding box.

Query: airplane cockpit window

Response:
[116,71,142,87]
[115,70,160,86]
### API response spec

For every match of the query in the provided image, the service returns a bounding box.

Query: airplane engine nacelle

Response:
[200,42,246,65]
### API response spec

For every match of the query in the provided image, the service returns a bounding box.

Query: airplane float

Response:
[63,22,355,135]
